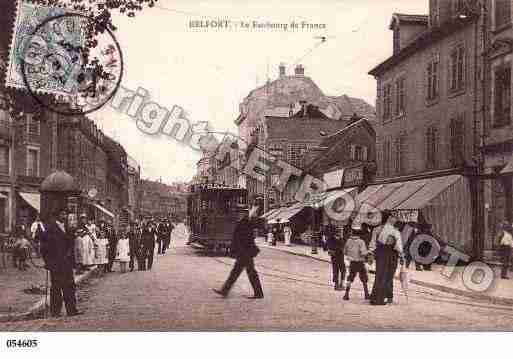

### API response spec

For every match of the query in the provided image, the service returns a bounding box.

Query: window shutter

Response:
[350,144,356,160]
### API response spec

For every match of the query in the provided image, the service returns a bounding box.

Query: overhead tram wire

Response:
[154,2,379,86]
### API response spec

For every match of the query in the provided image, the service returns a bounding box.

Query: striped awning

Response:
[354,175,464,222]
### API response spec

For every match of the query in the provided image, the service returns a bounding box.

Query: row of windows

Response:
[381,44,466,121]
[0,146,40,176]
[381,117,465,176]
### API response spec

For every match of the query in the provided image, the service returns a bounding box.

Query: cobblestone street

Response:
[2,225,513,331]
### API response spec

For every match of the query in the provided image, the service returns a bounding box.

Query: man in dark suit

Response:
[105,219,118,272]
[127,221,140,272]
[325,218,346,291]
[142,220,157,270]
[213,204,264,299]
[40,208,82,317]
[157,219,172,255]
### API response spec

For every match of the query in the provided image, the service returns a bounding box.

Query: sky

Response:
[89,0,428,183]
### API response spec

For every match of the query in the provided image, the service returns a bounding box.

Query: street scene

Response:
[2,224,513,331]
[1,0,513,341]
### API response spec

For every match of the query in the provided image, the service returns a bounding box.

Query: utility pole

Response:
[470,0,488,260]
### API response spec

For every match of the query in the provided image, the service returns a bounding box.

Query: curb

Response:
[260,243,513,307]
[0,266,98,323]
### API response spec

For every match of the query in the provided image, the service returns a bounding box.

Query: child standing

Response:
[13,234,31,271]
[116,230,130,273]
[343,224,370,300]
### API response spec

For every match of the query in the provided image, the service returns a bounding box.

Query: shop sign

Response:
[343,166,364,187]
[392,209,419,223]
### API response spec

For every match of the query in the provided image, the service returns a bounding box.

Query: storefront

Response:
[353,174,472,253]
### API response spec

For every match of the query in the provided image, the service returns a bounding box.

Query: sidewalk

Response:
[256,237,513,306]
[0,253,97,323]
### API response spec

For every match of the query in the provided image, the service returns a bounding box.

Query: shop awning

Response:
[19,192,40,212]
[92,203,115,218]
[394,175,462,210]
[268,203,305,223]
[355,175,465,222]
[260,208,281,219]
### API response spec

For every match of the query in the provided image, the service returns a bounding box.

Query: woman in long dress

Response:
[369,212,403,305]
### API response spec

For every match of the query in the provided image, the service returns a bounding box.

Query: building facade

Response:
[481,0,513,255]
[235,64,376,212]
[138,179,186,220]
[368,0,489,257]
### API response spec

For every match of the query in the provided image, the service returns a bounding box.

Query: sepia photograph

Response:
[0,0,512,354]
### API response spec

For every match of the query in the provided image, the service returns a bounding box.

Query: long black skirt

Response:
[370,243,398,305]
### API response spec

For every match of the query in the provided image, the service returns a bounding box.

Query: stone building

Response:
[481,0,513,254]
[368,0,489,257]
[235,63,375,212]
[138,179,185,219]
[55,114,129,226]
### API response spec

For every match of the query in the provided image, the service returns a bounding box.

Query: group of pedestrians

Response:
[266,220,293,246]
[323,211,405,306]
[38,207,176,318]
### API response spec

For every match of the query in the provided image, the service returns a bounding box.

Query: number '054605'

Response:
[6,339,38,348]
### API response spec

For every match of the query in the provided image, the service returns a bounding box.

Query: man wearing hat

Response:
[40,208,82,317]
[325,218,346,291]
[141,219,157,270]
[128,220,140,272]
[213,203,264,299]
[157,218,172,255]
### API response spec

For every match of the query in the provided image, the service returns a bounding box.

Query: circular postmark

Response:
[20,12,124,116]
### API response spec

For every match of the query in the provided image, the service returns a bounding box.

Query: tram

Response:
[186,183,248,255]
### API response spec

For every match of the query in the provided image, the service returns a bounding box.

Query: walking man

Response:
[157,218,172,255]
[142,220,157,270]
[325,218,346,291]
[40,208,82,317]
[213,204,264,299]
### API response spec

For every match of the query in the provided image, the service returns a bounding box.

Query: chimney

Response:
[294,64,304,76]
[279,63,286,77]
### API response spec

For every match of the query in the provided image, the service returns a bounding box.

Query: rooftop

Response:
[370,14,478,76]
